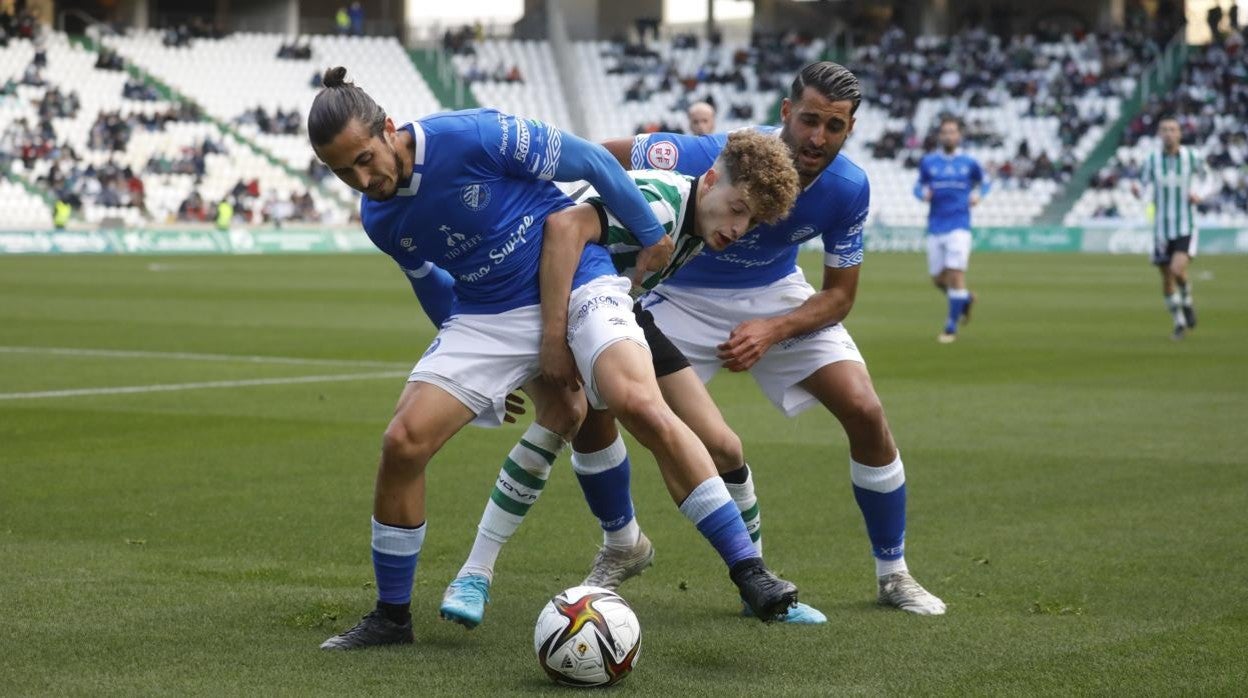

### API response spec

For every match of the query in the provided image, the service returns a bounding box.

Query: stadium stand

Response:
[1067,39,1248,226]
[568,31,824,142]
[450,38,572,127]
[844,28,1160,227]
[445,27,1162,227]
[0,178,50,228]
[103,30,443,213]
[0,29,351,226]
[1,9,1239,233]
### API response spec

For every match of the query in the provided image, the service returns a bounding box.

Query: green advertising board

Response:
[858,227,1248,254]
[2,226,1246,255]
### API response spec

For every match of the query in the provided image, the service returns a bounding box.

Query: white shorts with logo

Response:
[926,229,973,277]
[410,276,646,426]
[642,270,864,417]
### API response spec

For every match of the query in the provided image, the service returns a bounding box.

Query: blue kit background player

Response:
[306,67,797,650]
[915,116,989,343]
[608,61,946,615]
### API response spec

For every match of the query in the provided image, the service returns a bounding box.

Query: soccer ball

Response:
[533,585,642,687]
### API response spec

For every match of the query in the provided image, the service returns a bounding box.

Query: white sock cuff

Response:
[724,479,756,497]
[371,517,426,556]
[947,288,970,300]
[876,556,908,577]
[851,454,905,493]
[678,477,733,524]
[522,423,566,462]
[571,435,627,475]
[724,473,757,508]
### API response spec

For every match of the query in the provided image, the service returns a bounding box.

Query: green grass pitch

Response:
[1,251,1245,695]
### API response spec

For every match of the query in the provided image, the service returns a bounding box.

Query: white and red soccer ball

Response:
[533,586,642,687]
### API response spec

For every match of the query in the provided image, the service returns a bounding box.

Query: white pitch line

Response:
[0,346,407,369]
[0,371,407,401]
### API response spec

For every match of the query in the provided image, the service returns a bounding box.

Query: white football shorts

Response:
[926,229,973,277]
[641,269,864,417]
[409,275,646,426]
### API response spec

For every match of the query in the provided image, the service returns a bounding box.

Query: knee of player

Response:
[380,420,437,469]
[842,390,888,430]
[534,393,587,441]
[610,389,674,432]
[706,428,745,473]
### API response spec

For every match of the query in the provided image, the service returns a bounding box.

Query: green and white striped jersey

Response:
[574,170,704,291]
[1140,146,1206,240]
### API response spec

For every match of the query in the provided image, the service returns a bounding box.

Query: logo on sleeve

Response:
[514,119,531,162]
[461,183,492,212]
[538,128,562,180]
[646,142,679,170]
[789,225,816,243]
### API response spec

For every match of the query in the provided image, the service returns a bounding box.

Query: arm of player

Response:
[538,203,604,391]
[717,182,869,372]
[1132,155,1152,199]
[601,138,635,168]
[914,159,932,202]
[971,160,989,207]
[717,265,860,372]
[551,134,673,270]
[1189,150,1208,204]
[401,261,455,328]
[482,112,667,250]
[552,135,667,247]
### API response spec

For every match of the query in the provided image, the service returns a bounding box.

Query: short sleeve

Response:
[823,178,870,269]
[629,132,723,176]
[476,110,565,181]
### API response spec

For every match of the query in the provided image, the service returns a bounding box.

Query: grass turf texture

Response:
[1,252,1245,696]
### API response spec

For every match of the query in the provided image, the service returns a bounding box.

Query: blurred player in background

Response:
[915,116,988,344]
[687,101,716,136]
[1131,116,1206,340]
[617,61,947,616]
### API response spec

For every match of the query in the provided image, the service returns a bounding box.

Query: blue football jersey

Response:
[630,128,870,289]
[915,151,987,235]
[361,109,616,314]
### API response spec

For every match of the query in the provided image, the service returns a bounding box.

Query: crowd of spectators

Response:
[88,103,202,152]
[460,62,523,85]
[0,84,81,173]
[122,77,160,101]
[857,26,1157,120]
[0,5,39,46]
[161,16,224,48]
[145,138,225,178]
[852,26,1162,189]
[610,29,815,134]
[442,23,483,56]
[276,39,313,60]
[0,21,334,228]
[42,159,147,213]
[235,107,302,135]
[1,117,65,172]
[94,47,125,71]
[175,179,320,225]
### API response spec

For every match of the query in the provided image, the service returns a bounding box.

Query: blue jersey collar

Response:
[395,121,426,197]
